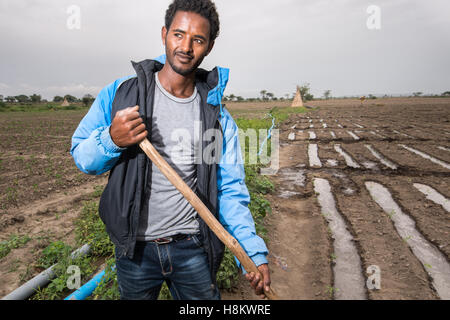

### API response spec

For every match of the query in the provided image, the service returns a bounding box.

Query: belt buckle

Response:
[154,237,173,245]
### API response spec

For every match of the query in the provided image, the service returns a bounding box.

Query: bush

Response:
[216,248,240,289]
[75,200,114,257]
[36,241,73,269]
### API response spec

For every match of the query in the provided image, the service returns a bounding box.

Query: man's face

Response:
[162,11,214,76]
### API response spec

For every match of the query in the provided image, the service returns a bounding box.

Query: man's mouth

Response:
[175,52,193,63]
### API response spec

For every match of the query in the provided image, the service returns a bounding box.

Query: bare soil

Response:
[223,97,450,300]
[0,110,107,298]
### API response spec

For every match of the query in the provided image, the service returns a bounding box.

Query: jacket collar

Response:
[132,55,229,117]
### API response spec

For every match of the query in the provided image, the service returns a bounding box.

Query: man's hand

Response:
[110,106,148,148]
[244,264,271,299]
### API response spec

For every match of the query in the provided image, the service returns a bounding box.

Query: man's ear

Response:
[206,40,215,56]
[161,26,167,46]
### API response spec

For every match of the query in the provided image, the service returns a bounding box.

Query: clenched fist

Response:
[110,105,148,148]
[245,264,271,299]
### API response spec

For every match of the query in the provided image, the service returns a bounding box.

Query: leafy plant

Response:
[36,241,72,269]
[74,200,114,257]
[245,165,274,195]
[0,234,32,259]
[217,248,240,290]
[32,253,94,300]
[92,185,104,198]
[91,258,120,300]
[326,285,339,298]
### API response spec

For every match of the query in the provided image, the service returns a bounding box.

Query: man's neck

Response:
[158,64,196,99]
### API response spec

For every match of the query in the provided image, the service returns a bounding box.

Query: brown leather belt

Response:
[148,234,189,245]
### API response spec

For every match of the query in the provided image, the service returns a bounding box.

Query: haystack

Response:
[291,86,304,107]
[61,98,70,107]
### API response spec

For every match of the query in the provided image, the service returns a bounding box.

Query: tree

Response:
[298,83,314,102]
[442,91,450,96]
[260,90,267,101]
[323,90,332,100]
[0,95,3,102]
[266,92,274,100]
[14,95,30,104]
[412,92,423,97]
[30,94,42,103]
[53,96,64,102]
[228,94,236,102]
[64,94,78,103]
[236,96,244,102]
[5,96,15,103]
[82,94,95,107]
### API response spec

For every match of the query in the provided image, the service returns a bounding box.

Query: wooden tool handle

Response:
[139,138,278,300]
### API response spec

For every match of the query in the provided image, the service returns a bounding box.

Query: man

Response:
[71,0,271,300]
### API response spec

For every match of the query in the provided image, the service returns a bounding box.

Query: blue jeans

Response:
[115,234,221,300]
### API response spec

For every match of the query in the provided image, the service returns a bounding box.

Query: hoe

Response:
[139,138,279,300]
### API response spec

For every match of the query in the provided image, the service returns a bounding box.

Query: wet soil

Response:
[223,98,450,300]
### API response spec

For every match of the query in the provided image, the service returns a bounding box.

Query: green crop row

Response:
[0,234,32,260]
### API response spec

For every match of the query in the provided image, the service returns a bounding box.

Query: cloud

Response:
[0,83,10,90]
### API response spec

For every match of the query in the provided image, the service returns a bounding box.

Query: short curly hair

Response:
[165,0,220,42]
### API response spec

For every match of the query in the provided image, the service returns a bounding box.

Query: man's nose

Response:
[180,36,193,53]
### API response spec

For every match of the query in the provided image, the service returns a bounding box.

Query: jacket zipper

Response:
[127,72,156,256]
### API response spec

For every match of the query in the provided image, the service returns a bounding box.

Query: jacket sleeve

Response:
[70,76,134,175]
[217,108,269,272]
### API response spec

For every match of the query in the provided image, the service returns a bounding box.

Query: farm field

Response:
[223,97,450,300]
[0,109,108,298]
[1,97,449,300]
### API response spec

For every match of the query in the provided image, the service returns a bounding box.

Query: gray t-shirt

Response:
[136,72,202,241]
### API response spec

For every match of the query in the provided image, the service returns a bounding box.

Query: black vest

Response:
[99,59,225,280]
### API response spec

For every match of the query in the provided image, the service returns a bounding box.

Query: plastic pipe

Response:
[64,265,115,300]
[1,244,91,300]
[257,113,276,157]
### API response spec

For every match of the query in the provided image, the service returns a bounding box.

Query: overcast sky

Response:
[1,0,450,100]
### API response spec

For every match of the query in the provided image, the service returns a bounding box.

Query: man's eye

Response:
[174,33,182,38]
[195,39,203,44]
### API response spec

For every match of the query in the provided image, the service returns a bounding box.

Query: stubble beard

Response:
[167,51,205,77]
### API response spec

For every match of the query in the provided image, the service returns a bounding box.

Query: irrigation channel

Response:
[263,102,450,300]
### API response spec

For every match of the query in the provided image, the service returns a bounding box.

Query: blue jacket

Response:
[71,56,268,277]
